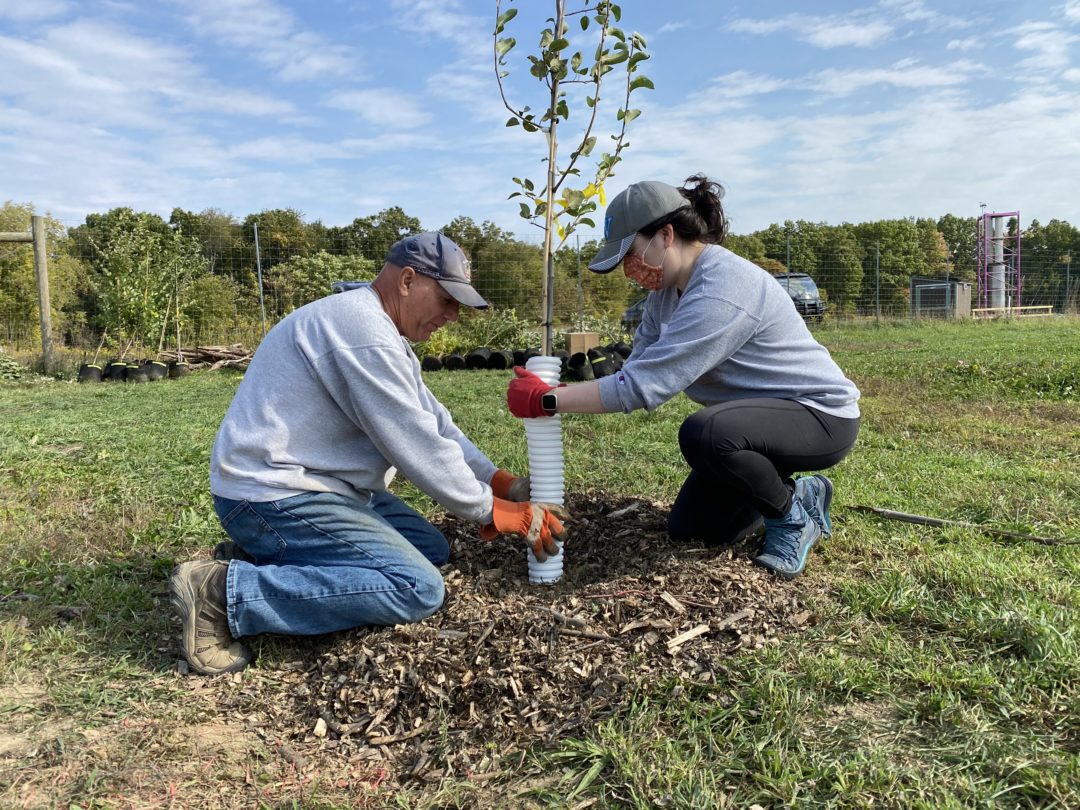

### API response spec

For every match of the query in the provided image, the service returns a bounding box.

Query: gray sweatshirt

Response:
[210,285,497,523]
[599,245,860,418]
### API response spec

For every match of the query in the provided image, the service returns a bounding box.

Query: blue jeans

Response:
[213,490,449,638]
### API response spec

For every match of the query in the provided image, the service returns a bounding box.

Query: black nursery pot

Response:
[587,348,617,378]
[144,360,169,381]
[602,345,624,372]
[566,352,595,381]
[486,350,513,370]
[126,363,150,383]
[554,350,570,373]
[77,363,102,383]
[442,353,466,371]
[523,347,541,364]
[105,361,127,382]
[512,349,527,366]
[168,361,190,379]
[610,341,632,360]
[421,355,444,372]
[465,347,492,370]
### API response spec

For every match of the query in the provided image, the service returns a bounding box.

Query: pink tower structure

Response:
[977,210,1022,310]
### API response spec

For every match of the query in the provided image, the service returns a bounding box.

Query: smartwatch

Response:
[541,392,558,415]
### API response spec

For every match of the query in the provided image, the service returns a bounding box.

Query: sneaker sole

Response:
[814,474,834,537]
[169,562,248,676]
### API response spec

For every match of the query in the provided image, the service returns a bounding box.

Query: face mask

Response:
[622,234,667,291]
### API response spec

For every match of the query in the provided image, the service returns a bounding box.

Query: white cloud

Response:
[182,0,359,81]
[728,13,893,48]
[811,60,980,96]
[947,37,980,51]
[0,0,68,21]
[656,21,689,35]
[1012,22,1079,72]
[389,0,489,53]
[1065,1,1080,23]
[1064,68,1080,82]
[323,89,432,129]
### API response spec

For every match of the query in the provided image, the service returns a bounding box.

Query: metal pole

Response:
[786,231,791,270]
[253,220,268,338]
[875,241,881,322]
[1067,260,1072,313]
[31,216,54,374]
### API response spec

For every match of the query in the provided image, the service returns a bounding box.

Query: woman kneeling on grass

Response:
[507,174,861,578]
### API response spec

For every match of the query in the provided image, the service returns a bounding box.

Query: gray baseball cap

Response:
[588,181,691,273]
[386,232,488,309]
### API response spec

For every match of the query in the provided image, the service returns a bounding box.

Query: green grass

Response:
[1,317,1078,808]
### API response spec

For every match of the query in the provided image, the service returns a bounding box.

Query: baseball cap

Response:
[588,181,691,273]
[386,232,488,309]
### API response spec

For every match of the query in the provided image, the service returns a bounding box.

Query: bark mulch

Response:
[209,492,815,787]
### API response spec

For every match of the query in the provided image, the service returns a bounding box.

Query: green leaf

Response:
[580,15,589,30]
[550,37,569,52]
[629,76,654,91]
[556,99,570,119]
[496,37,516,58]
[522,120,539,132]
[506,117,520,127]
[602,50,628,66]
[609,26,625,42]
[623,109,641,123]
[524,178,534,191]
[585,95,596,108]
[571,52,582,72]
[540,29,554,48]
[519,203,531,219]
[612,4,622,22]
[580,136,597,156]
[629,52,649,69]
[495,7,518,33]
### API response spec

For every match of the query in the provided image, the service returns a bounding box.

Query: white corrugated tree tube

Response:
[522,355,565,583]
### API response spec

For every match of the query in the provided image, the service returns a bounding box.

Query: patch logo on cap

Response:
[461,257,472,282]
[604,214,613,239]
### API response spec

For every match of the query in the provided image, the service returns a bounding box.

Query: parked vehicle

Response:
[621,297,647,332]
[773,273,826,321]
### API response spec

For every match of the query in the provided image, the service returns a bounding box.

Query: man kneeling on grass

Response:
[170,232,567,675]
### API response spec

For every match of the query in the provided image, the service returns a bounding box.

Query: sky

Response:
[2,0,1079,239]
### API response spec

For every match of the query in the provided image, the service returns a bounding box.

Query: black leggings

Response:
[668,398,859,544]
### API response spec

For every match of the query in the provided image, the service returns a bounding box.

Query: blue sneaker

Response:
[796,474,833,537]
[753,498,821,579]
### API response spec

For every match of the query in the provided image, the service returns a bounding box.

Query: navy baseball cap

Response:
[386,232,488,309]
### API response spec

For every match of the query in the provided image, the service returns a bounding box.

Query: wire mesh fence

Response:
[2,204,1078,371]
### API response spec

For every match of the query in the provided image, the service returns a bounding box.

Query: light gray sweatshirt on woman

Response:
[598,245,860,418]
[210,285,497,523]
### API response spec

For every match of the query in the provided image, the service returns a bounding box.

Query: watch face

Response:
[541,393,557,413]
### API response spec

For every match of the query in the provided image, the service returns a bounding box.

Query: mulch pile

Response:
[211,493,815,785]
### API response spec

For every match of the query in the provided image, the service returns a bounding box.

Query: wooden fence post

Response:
[31,216,54,374]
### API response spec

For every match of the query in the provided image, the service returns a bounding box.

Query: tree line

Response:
[2,200,1077,355]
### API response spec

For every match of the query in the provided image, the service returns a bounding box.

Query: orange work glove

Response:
[480,498,569,561]
[490,469,532,502]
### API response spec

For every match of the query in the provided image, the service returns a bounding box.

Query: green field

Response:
[1,317,1078,808]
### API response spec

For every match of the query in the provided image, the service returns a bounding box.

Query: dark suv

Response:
[773,273,826,321]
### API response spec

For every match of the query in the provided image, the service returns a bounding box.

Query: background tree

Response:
[328,207,423,259]
[0,201,84,345]
[495,0,652,351]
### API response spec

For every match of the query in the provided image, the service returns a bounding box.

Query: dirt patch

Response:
[207,492,817,788]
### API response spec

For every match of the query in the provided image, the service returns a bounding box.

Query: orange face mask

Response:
[622,234,667,291]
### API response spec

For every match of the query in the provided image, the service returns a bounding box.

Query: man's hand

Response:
[480,498,569,561]
[490,469,531,502]
[507,366,555,419]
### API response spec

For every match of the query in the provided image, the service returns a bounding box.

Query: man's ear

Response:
[398,266,416,296]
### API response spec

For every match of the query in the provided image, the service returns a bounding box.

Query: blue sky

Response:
[2,0,1079,238]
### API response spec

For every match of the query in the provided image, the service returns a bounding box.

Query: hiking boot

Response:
[796,474,834,537]
[753,498,822,579]
[212,540,256,564]
[169,560,252,675]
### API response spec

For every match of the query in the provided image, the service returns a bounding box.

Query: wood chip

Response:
[666,623,711,650]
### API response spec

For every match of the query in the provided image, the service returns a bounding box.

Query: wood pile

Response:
[207,493,817,792]
[159,344,252,371]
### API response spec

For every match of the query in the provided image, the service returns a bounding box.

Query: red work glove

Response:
[490,469,531,502]
[507,366,557,418]
[480,498,569,561]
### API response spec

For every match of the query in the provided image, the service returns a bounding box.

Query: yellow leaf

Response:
[599,184,607,205]
[556,223,566,240]
[583,183,597,198]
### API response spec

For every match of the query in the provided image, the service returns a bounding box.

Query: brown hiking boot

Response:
[169,560,252,675]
